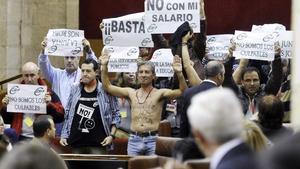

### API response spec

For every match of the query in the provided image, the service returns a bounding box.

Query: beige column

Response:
[0,0,8,81]
[66,0,79,29]
[6,0,22,78]
[0,0,79,84]
[291,0,300,131]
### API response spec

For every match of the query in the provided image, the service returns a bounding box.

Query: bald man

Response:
[1,62,64,141]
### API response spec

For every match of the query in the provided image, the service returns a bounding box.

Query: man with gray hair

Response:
[188,88,259,169]
[180,60,225,137]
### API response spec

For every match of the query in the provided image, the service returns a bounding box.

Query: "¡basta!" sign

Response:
[102,12,154,47]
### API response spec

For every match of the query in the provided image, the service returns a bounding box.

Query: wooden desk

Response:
[60,154,133,169]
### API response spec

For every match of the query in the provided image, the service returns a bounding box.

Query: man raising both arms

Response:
[100,53,187,155]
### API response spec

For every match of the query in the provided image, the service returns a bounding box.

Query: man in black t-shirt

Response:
[60,59,121,154]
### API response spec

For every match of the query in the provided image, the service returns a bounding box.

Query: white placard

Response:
[233,31,275,61]
[150,49,174,77]
[45,29,84,56]
[251,24,293,59]
[7,84,47,114]
[278,31,293,58]
[144,0,200,33]
[104,46,139,72]
[102,13,154,47]
[251,23,286,33]
[206,34,233,61]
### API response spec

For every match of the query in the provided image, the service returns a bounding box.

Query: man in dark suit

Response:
[188,88,259,169]
[180,60,225,137]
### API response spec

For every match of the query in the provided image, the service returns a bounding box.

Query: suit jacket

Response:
[216,143,259,169]
[180,81,217,137]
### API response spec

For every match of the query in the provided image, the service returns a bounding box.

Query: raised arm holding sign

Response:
[231,43,283,115]
[39,36,97,108]
[181,32,202,86]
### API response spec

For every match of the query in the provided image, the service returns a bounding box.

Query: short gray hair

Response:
[137,61,156,75]
[187,88,243,144]
[204,61,224,78]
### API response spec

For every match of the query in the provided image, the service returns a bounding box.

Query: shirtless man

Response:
[100,53,187,155]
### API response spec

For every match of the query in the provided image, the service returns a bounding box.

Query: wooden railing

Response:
[60,154,133,161]
[60,154,133,169]
[0,74,22,90]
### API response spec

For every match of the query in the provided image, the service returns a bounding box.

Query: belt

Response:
[130,130,158,137]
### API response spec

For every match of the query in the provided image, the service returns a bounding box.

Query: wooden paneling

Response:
[79,0,291,38]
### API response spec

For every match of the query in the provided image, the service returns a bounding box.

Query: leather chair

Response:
[109,138,128,155]
[158,120,172,137]
[155,136,182,157]
[128,155,170,169]
[184,159,210,169]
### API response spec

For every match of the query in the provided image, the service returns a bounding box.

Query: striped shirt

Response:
[61,81,121,142]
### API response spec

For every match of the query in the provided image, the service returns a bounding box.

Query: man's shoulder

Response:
[184,81,217,97]
[67,82,82,93]
[218,143,257,169]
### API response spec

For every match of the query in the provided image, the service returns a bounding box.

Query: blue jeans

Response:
[127,134,157,155]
